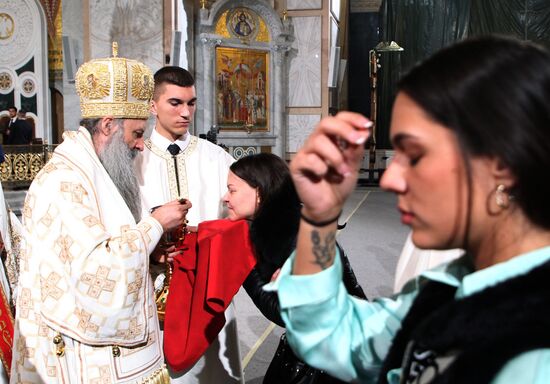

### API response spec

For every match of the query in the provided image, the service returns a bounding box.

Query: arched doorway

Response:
[0,0,51,143]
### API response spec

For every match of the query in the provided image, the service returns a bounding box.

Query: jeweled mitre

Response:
[75,42,154,119]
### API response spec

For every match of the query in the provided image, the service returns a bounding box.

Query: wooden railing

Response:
[0,145,57,188]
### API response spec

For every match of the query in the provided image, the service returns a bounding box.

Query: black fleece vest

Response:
[378,260,550,384]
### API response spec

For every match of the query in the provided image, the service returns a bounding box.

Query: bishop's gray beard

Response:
[98,127,142,222]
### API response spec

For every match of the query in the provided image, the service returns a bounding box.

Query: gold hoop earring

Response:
[495,184,510,209]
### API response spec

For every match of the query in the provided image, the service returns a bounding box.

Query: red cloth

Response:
[163,219,256,372]
[0,283,13,377]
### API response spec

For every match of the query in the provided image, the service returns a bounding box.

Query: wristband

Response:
[300,210,342,227]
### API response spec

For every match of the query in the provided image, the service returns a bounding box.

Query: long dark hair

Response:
[230,153,301,278]
[399,35,550,232]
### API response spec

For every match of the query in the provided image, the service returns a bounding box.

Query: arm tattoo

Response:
[310,230,336,270]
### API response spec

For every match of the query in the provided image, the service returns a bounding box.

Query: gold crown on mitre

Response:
[75,42,154,119]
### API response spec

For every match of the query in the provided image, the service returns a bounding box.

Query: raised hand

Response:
[290,112,371,222]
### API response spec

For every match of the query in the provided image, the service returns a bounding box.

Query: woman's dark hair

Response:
[230,153,301,277]
[230,153,298,213]
[398,35,550,229]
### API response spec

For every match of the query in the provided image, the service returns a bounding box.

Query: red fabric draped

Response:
[163,219,256,372]
[0,284,13,377]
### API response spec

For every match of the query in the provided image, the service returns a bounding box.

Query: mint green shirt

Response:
[266,246,550,383]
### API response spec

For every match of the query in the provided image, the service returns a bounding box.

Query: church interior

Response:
[0,0,549,382]
[1,0,548,187]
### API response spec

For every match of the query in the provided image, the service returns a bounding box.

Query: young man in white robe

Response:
[134,66,242,383]
[10,46,190,384]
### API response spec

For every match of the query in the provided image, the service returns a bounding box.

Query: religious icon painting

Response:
[227,8,260,41]
[215,46,269,133]
[215,8,270,42]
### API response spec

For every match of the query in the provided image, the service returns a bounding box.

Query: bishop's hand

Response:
[150,198,192,232]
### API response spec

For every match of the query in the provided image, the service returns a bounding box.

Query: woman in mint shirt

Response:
[269,36,550,383]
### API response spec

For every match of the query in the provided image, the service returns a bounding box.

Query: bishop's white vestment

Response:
[11,128,168,383]
[0,183,16,384]
[134,130,243,383]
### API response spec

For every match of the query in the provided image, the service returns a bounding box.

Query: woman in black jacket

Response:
[223,152,365,383]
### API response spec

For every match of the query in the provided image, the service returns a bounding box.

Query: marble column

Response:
[198,34,221,136]
[271,43,291,157]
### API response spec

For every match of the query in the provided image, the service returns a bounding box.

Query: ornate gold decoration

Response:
[0,13,15,40]
[112,57,128,102]
[153,211,188,322]
[144,138,196,200]
[75,63,111,99]
[53,332,65,357]
[215,47,269,132]
[154,261,172,322]
[214,9,269,42]
[215,11,231,38]
[79,103,151,120]
[0,73,11,90]
[48,3,63,81]
[131,64,155,100]
[139,365,170,384]
[112,345,121,357]
[39,0,61,41]
[200,0,207,9]
[0,145,56,186]
[75,42,154,119]
[22,79,35,94]
[5,209,22,307]
[256,15,270,42]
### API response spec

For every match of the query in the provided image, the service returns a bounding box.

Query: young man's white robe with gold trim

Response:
[135,130,234,227]
[134,130,244,384]
[10,128,168,383]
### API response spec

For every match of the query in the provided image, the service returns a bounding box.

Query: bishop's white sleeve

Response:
[23,169,163,347]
